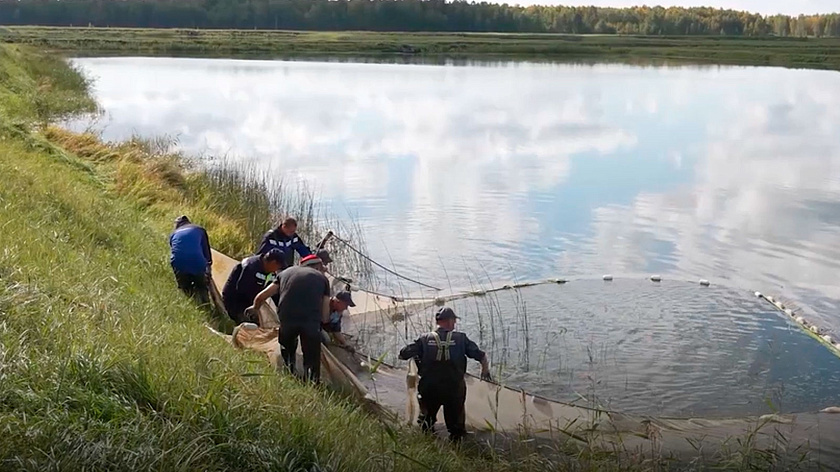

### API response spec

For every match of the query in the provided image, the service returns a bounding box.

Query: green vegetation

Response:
[0,43,95,122]
[0,43,496,471]
[1,0,839,37]
[4,26,840,70]
[0,43,832,471]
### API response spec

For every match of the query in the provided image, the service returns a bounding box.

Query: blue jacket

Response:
[256,228,311,267]
[169,224,211,275]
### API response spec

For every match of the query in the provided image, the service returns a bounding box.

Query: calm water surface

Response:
[72,57,840,414]
[352,279,840,417]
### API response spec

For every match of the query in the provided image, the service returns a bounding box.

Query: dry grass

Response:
[40,126,373,286]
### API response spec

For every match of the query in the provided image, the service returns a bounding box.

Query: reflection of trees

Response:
[78,57,840,326]
[2,1,840,37]
[77,58,639,286]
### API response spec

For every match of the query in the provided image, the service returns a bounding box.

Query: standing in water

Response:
[399,307,492,442]
[250,255,330,383]
[168,215,212,306]
[256,217,311,268]
[221,249,285,325]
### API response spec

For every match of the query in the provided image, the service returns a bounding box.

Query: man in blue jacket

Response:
[221,249,285,325]
[256,217,311,268]
[169,215,212,305]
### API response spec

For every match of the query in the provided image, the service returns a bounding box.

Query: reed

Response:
[0,43,823,471]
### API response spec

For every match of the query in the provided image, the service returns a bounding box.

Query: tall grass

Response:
[0,43,825,471]
[0,43,502,471]
[196,158,375,285]
[40,127,374,287]
[0,43,96,123]
[0,131,504,471]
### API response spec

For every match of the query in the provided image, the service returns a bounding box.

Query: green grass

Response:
[0,42,825,471]
[0,43,498,471]
[0,137,477,470]
[0,42,96,122]
[1,40,651,472]
[3,26,840,70]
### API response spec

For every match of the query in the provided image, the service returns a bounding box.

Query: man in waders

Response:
[221,249,285,325]
[250,255,330,383]
[399,307,492,442]
[256,217,312,268]
[168,215,212,305]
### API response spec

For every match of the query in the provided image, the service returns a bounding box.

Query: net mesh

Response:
[210,250,840,467]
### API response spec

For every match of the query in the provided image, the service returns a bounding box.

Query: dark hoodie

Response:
[256,228,311,267]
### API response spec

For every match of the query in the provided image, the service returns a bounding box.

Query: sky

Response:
[504,1,839,16]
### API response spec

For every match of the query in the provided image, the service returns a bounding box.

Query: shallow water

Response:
[69,56,840,415]
[351,279,840,417]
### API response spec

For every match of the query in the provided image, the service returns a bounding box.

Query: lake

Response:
[71,57,840,415]
[352,279,840,417]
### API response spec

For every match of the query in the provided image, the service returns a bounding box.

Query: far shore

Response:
[3,26,840,70]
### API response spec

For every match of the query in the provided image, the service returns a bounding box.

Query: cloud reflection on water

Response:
[74,57,840,331]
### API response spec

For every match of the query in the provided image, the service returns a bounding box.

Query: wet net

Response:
[209,250,840,468]
[352,279,840,418]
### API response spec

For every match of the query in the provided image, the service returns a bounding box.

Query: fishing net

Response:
[210,250,840,468]
[352,278,840,418]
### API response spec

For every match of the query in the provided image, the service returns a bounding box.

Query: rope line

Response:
[330,233,443,291]
[351,287,440,303]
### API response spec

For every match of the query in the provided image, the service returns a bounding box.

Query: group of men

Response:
[169,216,355,380]
[169,215,491,442]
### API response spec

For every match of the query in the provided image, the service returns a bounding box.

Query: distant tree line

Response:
[1,0,839,37]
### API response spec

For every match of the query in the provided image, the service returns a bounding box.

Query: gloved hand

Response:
[480,371,492,382]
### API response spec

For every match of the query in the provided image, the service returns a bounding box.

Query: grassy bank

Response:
[0,43,521,471]
[3,26,840,70]
[0,43,822,471]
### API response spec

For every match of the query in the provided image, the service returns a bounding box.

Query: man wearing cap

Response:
[250,256,330,383]
[168,215,212,305]
[221,249,285,325]
[322,291,355,349]
[398,307,491,442]
[256,217,312,268]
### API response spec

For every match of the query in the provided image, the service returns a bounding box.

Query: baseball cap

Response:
[264,248,285,264]
[435,307,459,321]
[335,290,355,307]
[316,249,333,264]
[300,255,323,267]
